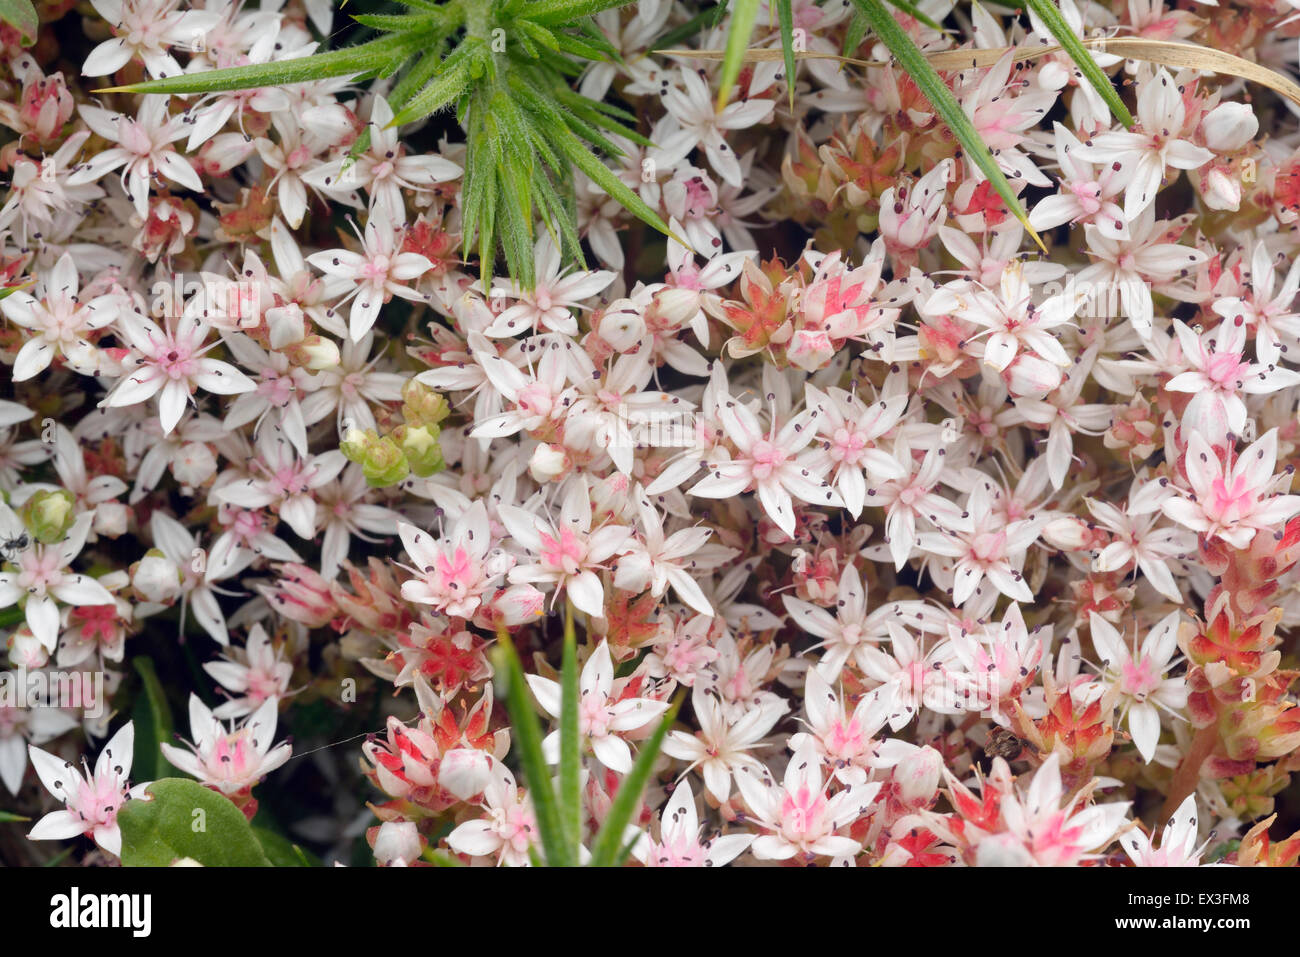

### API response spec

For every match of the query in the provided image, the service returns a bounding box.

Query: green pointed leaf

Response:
[349,12,437,31]
[559,604,581,861]
[0,810,30,822]
[251,825,319,866]
[118,778,272,867]
[589,693,682,867]
[552,128,675,240]
[849,0,1043,249]
[775,0,797,110]
[528,0,634,26]
[130,657,175,783]
[389,45,480,127]
[0,0,37,45]
[842,9,868,55]
[717,0,760,111]
[98,34,417,95]
[495,633,571,866]
[1023,0,1133,127]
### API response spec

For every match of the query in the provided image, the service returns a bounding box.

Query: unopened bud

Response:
[21,489,75,544]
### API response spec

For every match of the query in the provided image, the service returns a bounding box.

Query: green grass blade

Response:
[96,34,415,94]
[843,9,868,55]
[589,693,682,867]
[495,630,572,866]
[559,603,581,861]
[849,0,1045,251]
[775,0,797,110]
[1023,0,1133,127]
[717,0,760,111]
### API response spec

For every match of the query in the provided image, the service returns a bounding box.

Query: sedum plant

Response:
[104,0,677,287]
[106,0,1138,282]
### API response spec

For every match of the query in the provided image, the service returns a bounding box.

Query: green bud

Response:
[401,380,450,429]
[22,489,76,544]
[394,424,445,478]
[341,427,410,487]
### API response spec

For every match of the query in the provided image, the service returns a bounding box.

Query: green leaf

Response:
[0,810,30,822]
[97,33,418,95]
[552,127,675,240]
[775,0,797,110]
[389,44,480,127]
[495,632,571,866]
[527,0,634,26]
[849,0,1044,250]
[130,656,175,783]
[0,281,33,302]
[842,9,868,55]
[251,825,318,866]
[717,0,760,111]
[589,693,682,867]
[350,13,438,32]
[118,778,273,867]
[1023,0,1133,127]
[0,0,37,45]
[559,604,581,862]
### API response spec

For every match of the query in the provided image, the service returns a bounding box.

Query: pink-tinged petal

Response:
[526,675,562,719]
[29,809,89,842]
[591,733,632,774]
[565,569,605,618]
[1127,701,1161,764]
[49,574,113,607]
[27,594,60,652]
[447,819,503,858]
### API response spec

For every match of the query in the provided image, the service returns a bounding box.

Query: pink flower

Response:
[27,722,147,857]
[526,640,669,774]
[734,743,878,862]
[102,313,254,435]
[1163,428,1300,548]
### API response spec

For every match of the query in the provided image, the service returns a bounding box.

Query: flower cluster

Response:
[7,0,1300,869]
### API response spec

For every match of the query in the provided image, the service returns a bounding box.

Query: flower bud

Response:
[394,424,444,478]
[1003,353,1063,398]
[264,302,306,348]
[173,442,218,487]
[92,501,130,538]
[438,748,492,801]
[401,379,450,429]
[372,821,423,866]
[133,549,183,604]
[1042,516,1090,551]
[341,428,410,487]
[895,745,943,807]
[529,442,571,483]
[1201,165,1242,211]
[7,626,49,669]
[21,489,76,544]
[288,334,341,371]
[1202,102,1258,153]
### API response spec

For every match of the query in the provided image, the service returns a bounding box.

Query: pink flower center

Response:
[750,439,787,481]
